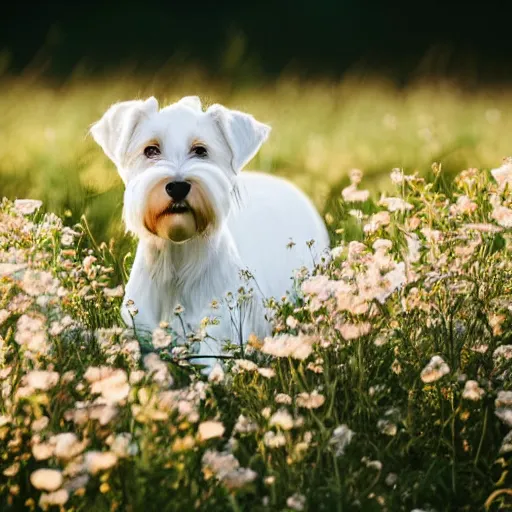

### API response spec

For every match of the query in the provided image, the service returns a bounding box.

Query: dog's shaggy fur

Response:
[91,96,329,366]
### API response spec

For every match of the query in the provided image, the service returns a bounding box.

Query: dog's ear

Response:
[90,97,159,169]
[207,104,271,173]
[177,96,202,111]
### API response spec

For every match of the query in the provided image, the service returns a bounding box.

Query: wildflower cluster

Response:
[1,160,512,510]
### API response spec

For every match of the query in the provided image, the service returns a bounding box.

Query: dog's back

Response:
[228,172,329,299]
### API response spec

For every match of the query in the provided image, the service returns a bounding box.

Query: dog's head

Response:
[91,96,270,243]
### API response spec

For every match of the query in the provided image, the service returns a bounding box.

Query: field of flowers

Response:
[1,157,512,511]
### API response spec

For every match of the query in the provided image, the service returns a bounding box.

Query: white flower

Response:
[14,199,43,215]
[378,262,407,302]
[337,322,372,341]
[385,473,398,486]
[258,367,276,379]
[406,233,421,263]
[0,309,10,324]
[363,458,383,471]
[269,409,294,431]
[198,421,225,441]
[301,274,334,301]
[495,408,512,428]
[39,489,69,507]
[21,270,59,296]
[32,416,50,432]
[420,355,450,383]
[275,393,292,405]
[286,315,299,329]
[86,367,130,404]
[349,209,364,220]
[364,211,391,234]
[493,345,512,361]
[32,442,54,460]
[261,334,315,360]
[53,432,87,459]
[23,370,59,391]
[233,359,258,372]
[49,316,75,336]
[307,358,324,374]
[500,430,512,454]
[202,450,239,479]
[390,168,404,184]
[450,195,477,216]
[84,451,118,474]
[61,226,79,246]
[103,285,124,298]
[152,327,172,349]
[296,391,325,409]
[491,162,512,189]
[330,245,344,258]
[377,419,397,436]
[208,363,225,383]
[15,313,48,353]
[329,424,354,456]
[287,493,306,511]
[421,227,443,243]
[263,431,286,448]
[342,184,370,202]
[373,238,393,252]
[347,241,367,260]
[462,380,484,401]
[109,433,137,458]
[379,196,414,212]
[234,414,258,434]
[129,370,145,385]
[222,467,258,489]
[495,391,512,408]
[30,468,63,491]
[491,205,512,228]
[143,353,173,386]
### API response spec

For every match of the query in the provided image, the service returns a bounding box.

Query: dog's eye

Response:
[144,145,161,158]
[191,145,208,158]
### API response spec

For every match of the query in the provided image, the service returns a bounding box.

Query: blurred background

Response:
[2,0,512,246]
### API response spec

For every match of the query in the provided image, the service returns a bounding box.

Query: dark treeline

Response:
[2,0,512,84]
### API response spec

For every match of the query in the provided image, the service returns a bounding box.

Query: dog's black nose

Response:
[165,181,191,201]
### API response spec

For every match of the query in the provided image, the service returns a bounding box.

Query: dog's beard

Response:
[144,181,216,243]
[123,164,232,243]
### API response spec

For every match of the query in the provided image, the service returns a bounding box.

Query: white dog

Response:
[91,96,329,364]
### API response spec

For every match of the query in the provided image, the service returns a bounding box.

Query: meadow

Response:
[1,72,512,511]
[2,70,512,245]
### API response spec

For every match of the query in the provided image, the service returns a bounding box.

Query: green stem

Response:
[474,406,488,468]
